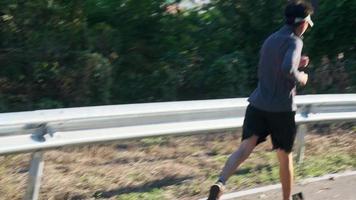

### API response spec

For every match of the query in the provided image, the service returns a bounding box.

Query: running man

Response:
[207,1,314,200]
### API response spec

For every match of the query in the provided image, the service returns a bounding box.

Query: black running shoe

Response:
[207,182,224,200]
[292,192,304,200]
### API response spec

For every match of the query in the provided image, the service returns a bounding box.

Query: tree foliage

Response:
[0,0,354,112]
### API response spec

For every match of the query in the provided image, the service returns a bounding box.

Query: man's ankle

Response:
[217,177,226,185]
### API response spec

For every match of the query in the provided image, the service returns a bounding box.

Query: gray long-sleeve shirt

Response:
[248,25,305,112]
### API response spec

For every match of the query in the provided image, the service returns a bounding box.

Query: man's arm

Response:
[281,38,308,85]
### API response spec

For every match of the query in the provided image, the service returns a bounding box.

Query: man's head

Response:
[285,0,314,36]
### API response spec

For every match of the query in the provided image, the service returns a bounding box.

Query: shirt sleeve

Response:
[281,37,304,82]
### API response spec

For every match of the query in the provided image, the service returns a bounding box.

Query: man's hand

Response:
[299,72,308,86]
[299,56,309,69]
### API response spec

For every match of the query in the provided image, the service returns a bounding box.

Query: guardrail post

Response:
[23,123,51,200]
[296,124,307,164]
[295,105,311,164]
[24,151,44,200]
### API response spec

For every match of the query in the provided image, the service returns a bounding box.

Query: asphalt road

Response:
[232,174,356,200]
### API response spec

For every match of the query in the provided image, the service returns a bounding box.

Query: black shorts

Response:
[242,104,297,153]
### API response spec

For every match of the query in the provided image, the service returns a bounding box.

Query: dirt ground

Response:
[0,122,355,200]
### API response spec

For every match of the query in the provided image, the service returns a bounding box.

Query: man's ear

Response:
[297,21,308,30]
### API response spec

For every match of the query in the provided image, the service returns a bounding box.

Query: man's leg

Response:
[277,149,294,200]
[219,135,259,184]
[207,135,259,200]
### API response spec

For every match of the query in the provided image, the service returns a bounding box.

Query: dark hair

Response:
[285,0,314,26]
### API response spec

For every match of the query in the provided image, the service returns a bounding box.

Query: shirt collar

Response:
[280,25,303,39]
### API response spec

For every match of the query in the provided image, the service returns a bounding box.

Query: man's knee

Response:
[276,149,293,165]
[277,148,292,156]
[237,139,257,159]
[241,135,258,148]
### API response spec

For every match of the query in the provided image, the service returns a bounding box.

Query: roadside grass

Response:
[296,153,356,178]
[116,188,165,200]
[0,123,354,200]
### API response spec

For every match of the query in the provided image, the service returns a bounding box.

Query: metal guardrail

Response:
[0,94,355,200]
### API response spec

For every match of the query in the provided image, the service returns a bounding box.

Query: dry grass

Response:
[0,122,355,200]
